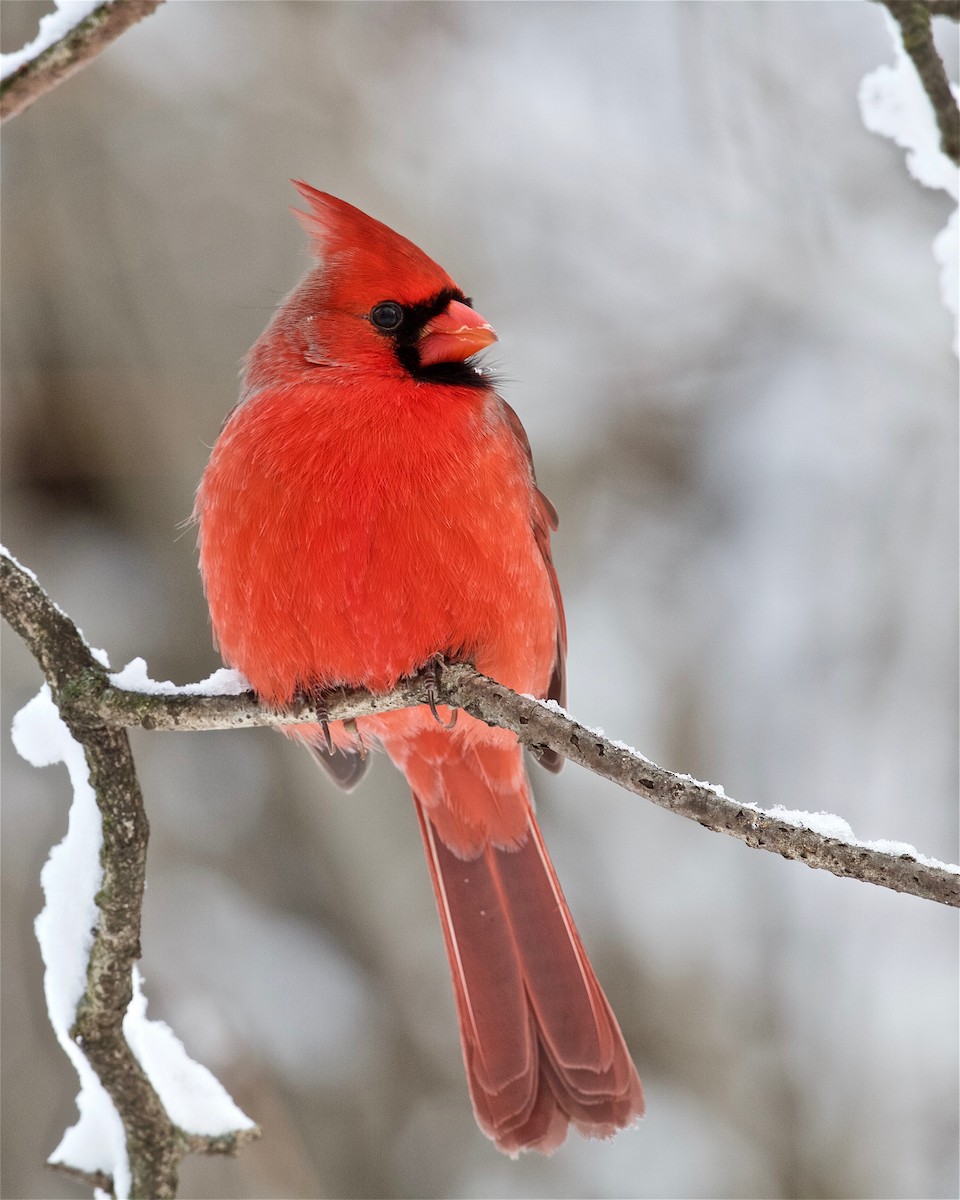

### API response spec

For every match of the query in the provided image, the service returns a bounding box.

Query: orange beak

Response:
[418,299,498,367]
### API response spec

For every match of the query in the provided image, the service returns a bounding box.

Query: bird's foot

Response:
[424,655,459,730]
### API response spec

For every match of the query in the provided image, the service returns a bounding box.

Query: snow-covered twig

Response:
[862,1,960,352]
[0,0,165,125]
[875,0,960,164]
[3,548,957,915]
[1,549,258,1199]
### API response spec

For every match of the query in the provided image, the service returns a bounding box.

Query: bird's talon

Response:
[428,694,459,729]
[425,657,459,729]
[297,686,334,752]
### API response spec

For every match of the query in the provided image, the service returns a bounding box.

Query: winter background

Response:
[2,2,957,1198]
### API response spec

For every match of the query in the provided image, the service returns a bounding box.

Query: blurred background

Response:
[2,2,957,1197]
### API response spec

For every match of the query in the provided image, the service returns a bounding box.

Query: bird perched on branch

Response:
[195,183,643,1154]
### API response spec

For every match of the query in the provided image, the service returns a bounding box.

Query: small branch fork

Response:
[875,0,960,165]
[0,0,165,124]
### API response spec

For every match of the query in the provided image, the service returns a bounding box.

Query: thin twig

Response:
[443,669,960,908]
[3,548,956,910]
[48,1126,260,1199]
[876,0,960,164]
[48,1162,116,1194]
[0,0,165,124]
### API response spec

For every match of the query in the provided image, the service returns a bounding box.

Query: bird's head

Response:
[244,184,498,393]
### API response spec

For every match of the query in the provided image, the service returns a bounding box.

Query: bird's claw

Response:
[290,684,336,751]
[425,656,459,730]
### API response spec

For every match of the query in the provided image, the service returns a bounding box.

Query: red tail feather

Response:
[413,787,644,1155]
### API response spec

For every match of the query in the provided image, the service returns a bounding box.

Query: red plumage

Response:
[195,184,643,1153]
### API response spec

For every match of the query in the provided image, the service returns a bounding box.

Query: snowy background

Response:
[2,2,957,1198]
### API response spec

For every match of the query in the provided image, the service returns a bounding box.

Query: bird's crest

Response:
[290,182,458,305]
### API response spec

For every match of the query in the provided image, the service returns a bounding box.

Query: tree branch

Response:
[918,0,960,21]
[876,0,960,164]
[1,548,259,1198]
[48,1127,259,1198]
[0,0,165,125]
[3,548,957,912]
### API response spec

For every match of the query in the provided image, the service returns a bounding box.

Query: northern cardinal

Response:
[195,184,644,1154]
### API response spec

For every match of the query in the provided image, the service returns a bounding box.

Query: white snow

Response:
[858,16,959,198]
[109,656,249,696]
[1,544,92,633]
[530,694,657,763]
[530,687,957,873]
[12,673,254,1197]
[746,802,960,874]
[124,968,256,1136]
[666,770,728,799]
[0,0,106,82]
[12,683,131,1196]
[859,11,960,352]
[0,543,40,583]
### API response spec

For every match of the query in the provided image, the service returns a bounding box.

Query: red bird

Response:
[195,184,644,1154]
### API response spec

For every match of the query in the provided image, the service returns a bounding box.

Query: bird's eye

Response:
[370,302,404,331]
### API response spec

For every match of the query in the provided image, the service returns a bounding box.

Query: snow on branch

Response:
[874,0,960,166]
[862,0,960,353]
[2,548,258,1200]
[0,0,165,124]
[3,546,957,920]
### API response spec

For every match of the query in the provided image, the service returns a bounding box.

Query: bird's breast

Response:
[197,380,558,704]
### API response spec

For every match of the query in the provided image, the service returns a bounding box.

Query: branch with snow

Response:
[4,546,957,920]
[103,662,960,910]
[2,549,258,1200]
[862,1,960,353]
[874,0,959,165]
[0,0,165,124]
